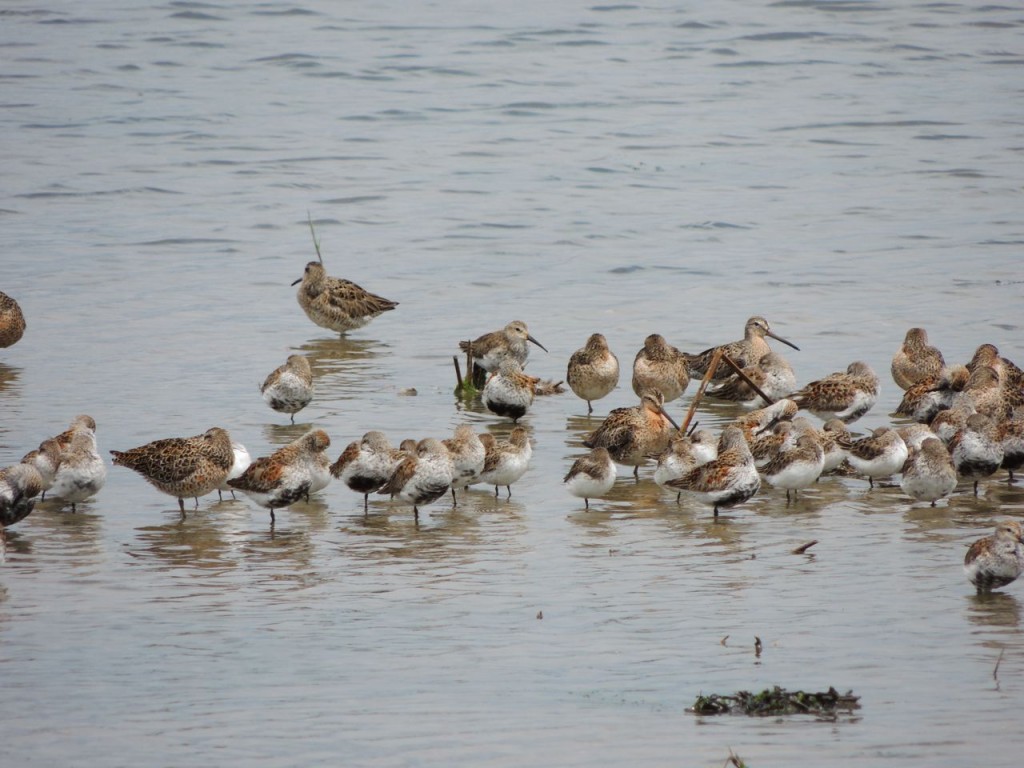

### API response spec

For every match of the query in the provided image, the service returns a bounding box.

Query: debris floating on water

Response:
[689,686,860,718]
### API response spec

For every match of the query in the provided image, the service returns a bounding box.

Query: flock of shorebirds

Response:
[1,258,1023,593]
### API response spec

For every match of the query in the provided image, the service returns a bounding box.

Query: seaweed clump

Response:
[690,686,860,719]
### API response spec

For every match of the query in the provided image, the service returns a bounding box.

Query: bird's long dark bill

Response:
[768,330,799,351]
[290,277,302,286]
[659,407,681,431]
[527,334,548,353]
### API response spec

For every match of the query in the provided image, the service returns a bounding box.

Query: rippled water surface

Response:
[2,1,1024,765]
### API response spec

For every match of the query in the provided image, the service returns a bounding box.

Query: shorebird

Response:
[837,427,908,487]
[707,351,797,409]
[631,334,690,403]
[292,261,397,334]
[48,423,106,512]
[791,361,879,424]
[443,424,486,504]
[953,366,1019,421]
[482,358,539,422]
[900,437,957,506]
[818,419,850,474]
[217,441,252,501]
[732,398,799,442]
[891,327,945,391]
[685,316,798,382]
[949,413,1004,495]
[563,447,617,510]
[651,428,718,502]
[111,427,235,515]
[895,365,969,424]
[459,320,547,374]
[583,391,678,479]
[332,431,406,511]
[377,437,454,520]
[20,438,61,500]
[964,520,1024,593]
[761,433,825,501]
[475,426,532,498]
[997,415,1024,483]
[228,430,332,523]
[666,425,761,517]
[567,333,619,414]
[0,464,44,532]
[0,291,25,349]
[261,354,314,424]
[967,343,1024,392]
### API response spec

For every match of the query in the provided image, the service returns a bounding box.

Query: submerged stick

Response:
[720,352,775,406]
[792,540,819,555]
[453,355,464,390]
[680,349,723,435]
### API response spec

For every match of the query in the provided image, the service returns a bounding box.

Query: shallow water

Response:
[2,1,1024,766]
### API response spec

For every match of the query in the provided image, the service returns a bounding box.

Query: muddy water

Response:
[2,1,1023,766]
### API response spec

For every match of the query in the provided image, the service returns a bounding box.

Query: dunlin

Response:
[651,428,717,502]
[967,343,1024,391]
[261,354,313,424]
[837,427,908,487]
[791,361,879,424]
[749,419,798,466]
[896,423,937,452]
[895,365,969,424]
[49,423,106,512]
[930,402,974,446]
[964,520,1024,593]
[761,433,825,501]
[563,447,617,510]
[482,358,539,422]
[0,291,25,349]
[819,419,850,474]
[217,441,252,501]
[0,464,44,531]
[228,429,332,522]
[443,424,486,503]
[583,391,678,478]
[567,333,619,414]
[21,438,62,499]
[949,413,1004,495]
[685,316,798,382]
[707,351,797,409]
[292,261,398,334]
[732,398,799,442]
[631,334,690,403]
[476,426,532,498]
[459,320,547,374]
[900,437,957,506]
[377,437,454,519]
[666,425,761,516]
[111,427,235,515]
[891,327,945,391]
[331,430,405,512]
[997,415,1024,482]
[953,365,1018,421]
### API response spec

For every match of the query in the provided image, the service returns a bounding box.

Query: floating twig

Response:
[994,648,1004,689]
[792,540,818,555]
[723,748,747,768]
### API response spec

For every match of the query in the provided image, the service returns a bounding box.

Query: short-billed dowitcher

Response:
[378,437,454,520]
[0,291,25,349]
[685,316,798,382]
[583,391,678,479]
[459,320,547,374]
[475,426,532,498]
[791,361,879,424]
[891,327,945,391]
[631,334,690,403]
[292,261,398,334]
[261,354,313,424]
[567,333,619,414]
[482,358,539,422]
[0,464,44,532]
[228,429,332,523]
[111,427,235,515]
[900,437,957,506]
[964,520,1024,593]
[331,430,405,512]
[949,413,1003,495]
[666,425,761,516]
[563,447,617,509]
[837,427,908,487]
